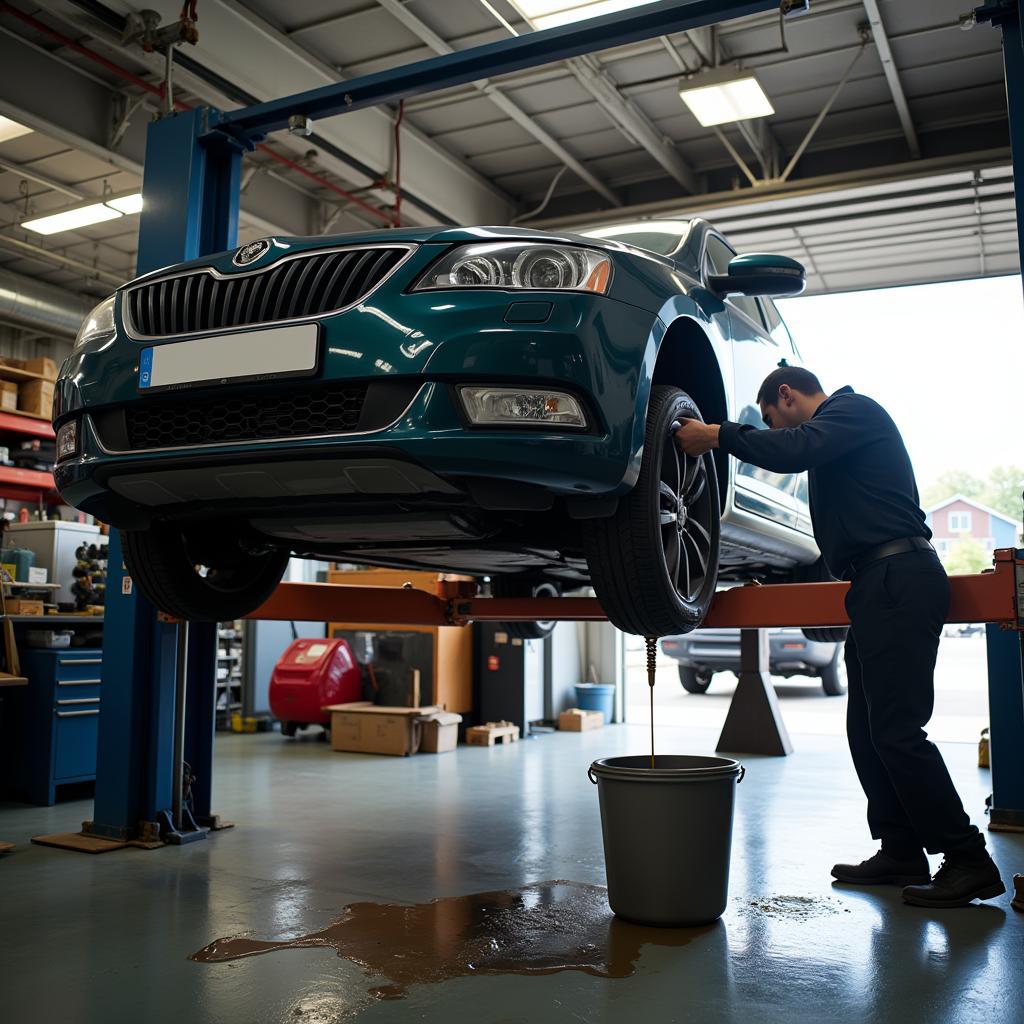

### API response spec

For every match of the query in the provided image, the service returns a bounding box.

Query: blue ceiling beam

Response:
[213,0,783,139]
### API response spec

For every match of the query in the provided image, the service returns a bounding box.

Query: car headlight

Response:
[73,295,116,351]
[413,242,612,293]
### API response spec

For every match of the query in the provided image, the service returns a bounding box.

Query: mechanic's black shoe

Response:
[831,849,931,886]
[902,852,1005,908]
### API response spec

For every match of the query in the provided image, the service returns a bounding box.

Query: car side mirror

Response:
[709,253,806,297]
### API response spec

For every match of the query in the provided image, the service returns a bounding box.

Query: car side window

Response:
[704,235,766,331]
[761,298,795,351]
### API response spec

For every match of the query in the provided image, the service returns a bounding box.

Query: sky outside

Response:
[777,275,1023,491]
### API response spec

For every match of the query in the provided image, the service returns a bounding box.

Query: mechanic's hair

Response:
[757,366,824,406]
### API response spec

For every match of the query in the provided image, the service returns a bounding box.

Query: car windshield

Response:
[583,220,691,257]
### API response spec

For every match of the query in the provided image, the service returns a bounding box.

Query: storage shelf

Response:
[0,411,56,439]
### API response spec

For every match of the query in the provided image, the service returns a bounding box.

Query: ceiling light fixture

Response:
[0,115,33,144]
[510,0,659,31]
[21,191,144,235]
[678,68,775,127]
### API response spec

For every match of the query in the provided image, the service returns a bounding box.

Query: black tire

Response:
[679,665,713,694]
[802,627,849,644]
[584,386,720,636]
[280,720,299,738]
[123,524,290,621]
[820,645,848,696]
[493,577,560,640]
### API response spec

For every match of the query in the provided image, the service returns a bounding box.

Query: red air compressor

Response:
[269,637,363,737]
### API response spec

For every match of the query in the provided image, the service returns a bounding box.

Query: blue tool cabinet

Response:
[8,648,103,805]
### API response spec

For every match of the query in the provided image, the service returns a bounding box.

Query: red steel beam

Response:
[247,550,1020,630]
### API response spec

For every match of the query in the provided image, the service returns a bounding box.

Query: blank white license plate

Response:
[138,323,319,390]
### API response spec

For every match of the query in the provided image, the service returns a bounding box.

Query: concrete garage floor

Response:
[2,723,1022,1024]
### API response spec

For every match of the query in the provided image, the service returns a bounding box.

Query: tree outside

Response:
[943,534,989,576]
[921,465,1024,521]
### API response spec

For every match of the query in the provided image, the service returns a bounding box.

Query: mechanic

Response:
[675,366,1004,909]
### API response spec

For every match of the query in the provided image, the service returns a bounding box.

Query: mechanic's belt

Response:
[847,536,935,578]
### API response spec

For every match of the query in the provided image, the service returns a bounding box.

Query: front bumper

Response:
[53,246,665,532]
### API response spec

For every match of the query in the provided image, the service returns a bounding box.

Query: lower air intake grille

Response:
[124,382,369,450]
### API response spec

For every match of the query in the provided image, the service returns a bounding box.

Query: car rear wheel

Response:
[679,666,713,694]
[584,385,720,637]
[492,577,560,640]
[123,524,290,621]
[820,645,848,696]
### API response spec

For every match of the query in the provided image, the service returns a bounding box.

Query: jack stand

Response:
[716,628,793,756]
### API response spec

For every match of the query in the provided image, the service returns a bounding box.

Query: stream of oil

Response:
[190,881,712,1000]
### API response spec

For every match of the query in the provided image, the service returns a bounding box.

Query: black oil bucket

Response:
[588,755,745,926]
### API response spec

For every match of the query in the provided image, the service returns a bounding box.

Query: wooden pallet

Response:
[466,720,520,746]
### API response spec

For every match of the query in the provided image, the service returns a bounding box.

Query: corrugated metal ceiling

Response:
[0,0,1014,304]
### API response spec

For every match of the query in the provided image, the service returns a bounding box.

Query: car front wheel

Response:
[679,666,713,694]
[584,385,720,637]
[123,524,290,621]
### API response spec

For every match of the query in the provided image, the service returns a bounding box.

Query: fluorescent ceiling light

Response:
[21,192,144,235]
[512,0,659,31]
[106,193,144,214]
[679,74,774,127]
[0,116,33,144]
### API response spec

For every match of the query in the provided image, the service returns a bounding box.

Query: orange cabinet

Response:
[327,569,473,713]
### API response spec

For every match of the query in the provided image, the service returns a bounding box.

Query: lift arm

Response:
[246,549,1022,630]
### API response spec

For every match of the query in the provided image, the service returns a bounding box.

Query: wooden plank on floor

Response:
[32,832,128,854]
[0,840,15,854]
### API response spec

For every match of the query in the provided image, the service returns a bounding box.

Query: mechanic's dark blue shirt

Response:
[717,386,930,578]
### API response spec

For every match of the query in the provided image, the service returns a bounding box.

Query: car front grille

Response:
[124,245,411,338]
[124,381,369,450]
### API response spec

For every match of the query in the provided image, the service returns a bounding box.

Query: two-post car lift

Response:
[73,0,1024,849]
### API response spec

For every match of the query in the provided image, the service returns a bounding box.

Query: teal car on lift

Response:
[53,219,816,635]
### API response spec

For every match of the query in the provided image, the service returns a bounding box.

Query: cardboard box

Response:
[0,381,17,411]
[559,708,604,732]
[23,357,57,381]
[18,380,55,419]
[418,711,462,753]
[325,701,440,756]
[5,598,44,616]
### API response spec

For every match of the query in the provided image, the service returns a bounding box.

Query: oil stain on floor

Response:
[191,880,714,1000]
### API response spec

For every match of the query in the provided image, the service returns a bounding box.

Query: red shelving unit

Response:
[0,467,59,504]
[0,411,54,440]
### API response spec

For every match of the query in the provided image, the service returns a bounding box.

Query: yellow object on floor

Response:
[978,727,990,768]
[231,713,260,733]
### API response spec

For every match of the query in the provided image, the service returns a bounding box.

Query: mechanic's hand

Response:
[674,418,720,456]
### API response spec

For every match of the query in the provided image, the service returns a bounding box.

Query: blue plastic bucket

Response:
[574,683,614,721]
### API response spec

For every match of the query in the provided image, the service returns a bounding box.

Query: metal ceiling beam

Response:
[0,156,86,200]
[130,0,514,225]
[563,52,699,192]
[374,0,621,208]
[862,0,920,158]
[216,0,782,136]
[532,147,1013,228]
[0,28,310,241]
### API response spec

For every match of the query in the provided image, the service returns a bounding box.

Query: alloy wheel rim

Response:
[659,430,714,602]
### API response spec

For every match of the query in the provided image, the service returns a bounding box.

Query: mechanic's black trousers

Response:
[844,549,983,856]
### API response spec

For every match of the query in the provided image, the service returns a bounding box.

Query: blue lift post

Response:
[87,0,1024,843]
[977,0,1024,832]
